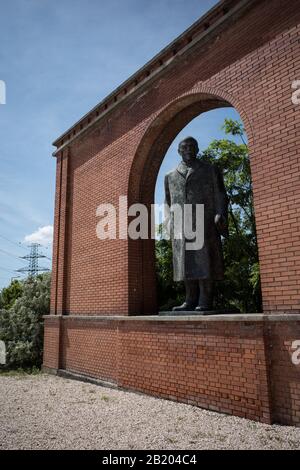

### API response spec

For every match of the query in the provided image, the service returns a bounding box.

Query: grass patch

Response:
[101,394,110,402]
[0,366,41,377]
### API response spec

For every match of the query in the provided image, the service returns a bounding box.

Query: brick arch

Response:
[127,89,254,314]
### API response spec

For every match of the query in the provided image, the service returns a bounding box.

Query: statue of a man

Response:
[164,136,228,312]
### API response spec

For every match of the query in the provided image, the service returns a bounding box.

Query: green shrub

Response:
[0,273,51,369]
[0,279,23,310]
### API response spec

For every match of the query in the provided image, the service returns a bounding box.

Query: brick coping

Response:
[43,314,300,322]
[52,0,255,156]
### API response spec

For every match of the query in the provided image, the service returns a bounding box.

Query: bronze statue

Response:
[164,136,228,312]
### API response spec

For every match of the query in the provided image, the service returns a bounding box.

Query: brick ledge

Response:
[43,314,300,322]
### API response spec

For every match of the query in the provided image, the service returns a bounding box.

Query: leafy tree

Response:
[0,279,23,310]
[0,272,51,369]
[155,118,262,312]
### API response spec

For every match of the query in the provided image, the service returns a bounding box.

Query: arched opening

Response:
[128,91,260,315]
[155,109,261,313]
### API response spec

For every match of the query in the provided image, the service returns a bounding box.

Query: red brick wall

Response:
[116,319,271,423]
[60,318,118,383]
[49,0,300,316]
[43,316,300,425]
[266,319,300,425]
[43,316,61,370]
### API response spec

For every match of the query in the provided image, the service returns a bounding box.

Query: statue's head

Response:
[178,136,199,163]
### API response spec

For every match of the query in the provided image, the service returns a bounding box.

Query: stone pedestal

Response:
[159,310,239,316]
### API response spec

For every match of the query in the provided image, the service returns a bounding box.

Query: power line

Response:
[0,267,18,274]
[0,233,52,261]
[0,247,27,262]
[0,234,27,252]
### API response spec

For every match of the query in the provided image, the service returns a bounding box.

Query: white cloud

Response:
[24,225,53,246]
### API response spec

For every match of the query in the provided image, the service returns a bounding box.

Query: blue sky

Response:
[0,0,243,288]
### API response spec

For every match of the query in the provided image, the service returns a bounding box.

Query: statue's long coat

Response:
[164,159,228,281]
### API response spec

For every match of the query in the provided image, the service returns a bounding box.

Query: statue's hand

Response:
[215,214,228,237]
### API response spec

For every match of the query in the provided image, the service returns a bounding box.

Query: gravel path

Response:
[0,373,299,450]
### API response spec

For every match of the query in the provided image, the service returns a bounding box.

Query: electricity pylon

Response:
[16,243,50,277]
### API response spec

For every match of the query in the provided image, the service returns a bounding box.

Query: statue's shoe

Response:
[195,305,212,312]
[172,302,196,312]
